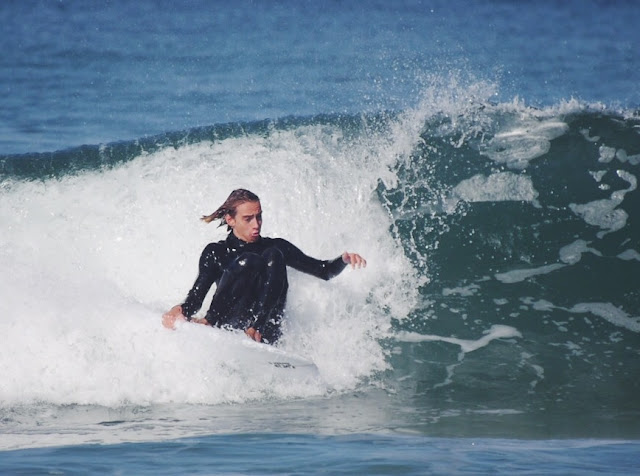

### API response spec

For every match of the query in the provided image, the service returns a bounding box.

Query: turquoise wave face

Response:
[379,107,640,436]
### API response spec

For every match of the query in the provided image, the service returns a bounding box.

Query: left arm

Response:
[275,238,366,280]
[242,242,366,343]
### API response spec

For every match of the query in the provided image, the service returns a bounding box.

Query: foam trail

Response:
[396,325,522,354]
[495,264,566,284]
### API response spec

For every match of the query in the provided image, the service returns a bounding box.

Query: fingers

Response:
[342,252,367,269]
[245,327,262,342]
[162,305,186,329]
[162,312,178,329]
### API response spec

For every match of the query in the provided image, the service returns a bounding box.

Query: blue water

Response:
[2,0,640,473]
[2,0,639,155]
[3,434,640,475]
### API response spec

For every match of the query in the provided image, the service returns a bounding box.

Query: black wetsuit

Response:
[180,232,347,343]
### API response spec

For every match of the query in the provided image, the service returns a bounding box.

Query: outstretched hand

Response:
[342,252,367,269]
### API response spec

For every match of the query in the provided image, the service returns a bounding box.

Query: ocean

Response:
[1,0,639,474]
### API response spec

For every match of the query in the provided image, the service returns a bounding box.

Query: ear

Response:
[225,214,235,228]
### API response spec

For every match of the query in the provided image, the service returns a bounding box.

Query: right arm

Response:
[162,243,222,329]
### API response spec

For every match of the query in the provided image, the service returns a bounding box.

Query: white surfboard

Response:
[237,336,321,380]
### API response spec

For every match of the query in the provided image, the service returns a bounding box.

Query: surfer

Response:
[162,189,366,344]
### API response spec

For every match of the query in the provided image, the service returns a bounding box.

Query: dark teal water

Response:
[381,109,640,438]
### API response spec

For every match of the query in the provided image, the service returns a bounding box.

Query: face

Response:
[226,200,262,243]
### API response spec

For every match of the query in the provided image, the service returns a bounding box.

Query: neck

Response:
[229,231,260,245]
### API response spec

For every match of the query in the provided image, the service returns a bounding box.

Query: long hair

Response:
[201,189,260,231]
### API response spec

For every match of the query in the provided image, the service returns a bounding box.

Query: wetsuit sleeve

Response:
[276,238,347,280]
[180,243,222,319]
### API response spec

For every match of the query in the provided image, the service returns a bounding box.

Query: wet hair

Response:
[201,189,260,230]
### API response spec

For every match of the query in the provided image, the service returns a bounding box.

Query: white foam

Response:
[588,170,607,182]
[521,298,555,311]
[559,239,602,265]
[617,150,640,165]
[569,169,636,238]
[396,324,522,354]
[495,237,605,284]
[479,118,568,169]
[524,297,640,334]
[495,264,565,284]
[598,145,617,163]
[617,249,640,261]
[579,128,600,143]
[442,284,480,297]
[597,146,640,166]
[450,172,540,206]
[0,121,422,406]
[568,303,640,333]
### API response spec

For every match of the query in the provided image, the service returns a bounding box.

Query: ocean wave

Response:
[1,96,638,437]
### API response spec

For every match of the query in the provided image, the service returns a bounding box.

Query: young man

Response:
[162,189,366,344]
